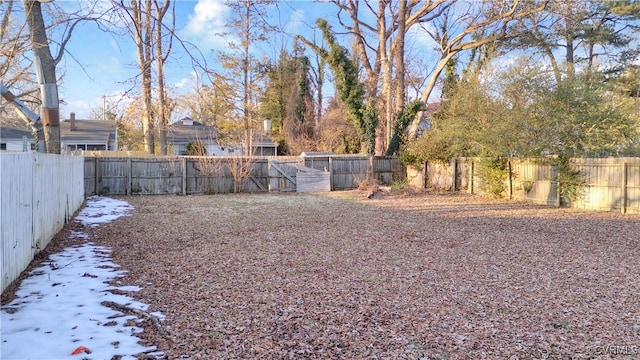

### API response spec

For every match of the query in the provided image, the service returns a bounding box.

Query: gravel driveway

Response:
[32,191,640,358]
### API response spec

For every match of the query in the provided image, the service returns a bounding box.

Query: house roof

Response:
[0,117,34,140]
[0,116,116,143]
[169,118,217,144]
[60,118,116,143]
[252,134,277,148]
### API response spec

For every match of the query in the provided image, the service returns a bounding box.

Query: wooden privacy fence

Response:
[1,153,85,292]
[410,157,640,214]
[84,155,404,196]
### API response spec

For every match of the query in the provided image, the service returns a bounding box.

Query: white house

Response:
[1,113,117,152]
[168,117,234,155]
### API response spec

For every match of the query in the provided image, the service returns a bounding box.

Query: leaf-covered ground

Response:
[30,192,640,358]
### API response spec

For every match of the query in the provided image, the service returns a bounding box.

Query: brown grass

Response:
[12,192,640,359]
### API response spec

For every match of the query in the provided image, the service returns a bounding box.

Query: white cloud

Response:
[406,23,439,51]
[175,76,192,89]
[183,0,230,49]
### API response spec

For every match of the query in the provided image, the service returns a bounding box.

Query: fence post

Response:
[555,165,561,207]
[94,157,100,195]
[451,158,457,191]
[424,161,429,189]
[421,161,426,189]
[328,156,333,191]
[622,162,628,214]
[267,159,272,192]
[507,160,513,200]
[469,159,474,194]
[182,157,187,195]
[127,157,132,195]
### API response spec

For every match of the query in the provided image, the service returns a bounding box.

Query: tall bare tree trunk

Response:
[131,0,155,155]
[406,53,455,139]
[564,14,575,83]
[378,1,393,154]
[143,0,154,154]
[394,0,406,112]
[242,0,251,155]
[23,0,60,153]
[154,0,171,156]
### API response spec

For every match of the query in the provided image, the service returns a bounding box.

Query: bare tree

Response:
[226,156,255,193]
[18,0,112,153]
[127,0,155,154]
[331,0,451,152]
[508,0,640,85]
[406,0,548,139]
[153,0,173,155]
[220,0,276,155]
[22,0,63,153]
[112,0,175,155]
[195,156,224,194]
[1,0,34,111]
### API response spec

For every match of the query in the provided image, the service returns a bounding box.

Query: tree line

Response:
[1,0,639,161]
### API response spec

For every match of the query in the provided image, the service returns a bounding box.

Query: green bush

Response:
[555,156,586,206]
[477,157,509,198]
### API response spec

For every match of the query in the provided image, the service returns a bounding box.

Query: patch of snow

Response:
[74,196,134,228]
[1,196,160,360]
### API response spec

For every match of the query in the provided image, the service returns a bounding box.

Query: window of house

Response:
[67,144,77,151]
[87,144,106,150]
[0,143,6,150]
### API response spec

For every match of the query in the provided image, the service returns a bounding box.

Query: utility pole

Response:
[1,83,45,152]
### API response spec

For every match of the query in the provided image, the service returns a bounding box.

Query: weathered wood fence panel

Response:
[627,163,640,214]
[421,157,640,214]
[131,158,183,195]
[98,157,128,195]
[2,153,84,292]
[571,158,640,213]
[185,157,232,194]
[84,155,405,195]
[295,165,331,192]
[510,160,559,206]
[268,159,302,192]
[330,156,370,190]
[425,161,456,191]
[84,157,96,195]
[303,156,330,172]
[374,156,404,185]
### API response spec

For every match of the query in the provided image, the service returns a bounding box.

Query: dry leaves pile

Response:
[44,192,640,358]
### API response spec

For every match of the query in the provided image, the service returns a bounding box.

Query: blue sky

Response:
[54,0,341,119]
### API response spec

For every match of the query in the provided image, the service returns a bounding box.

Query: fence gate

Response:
[268,160,299,192]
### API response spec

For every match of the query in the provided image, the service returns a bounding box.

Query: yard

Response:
[16,191,640,358]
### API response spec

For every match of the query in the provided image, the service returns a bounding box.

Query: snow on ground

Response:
[1,196,161,360]
[74,197,135,228]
